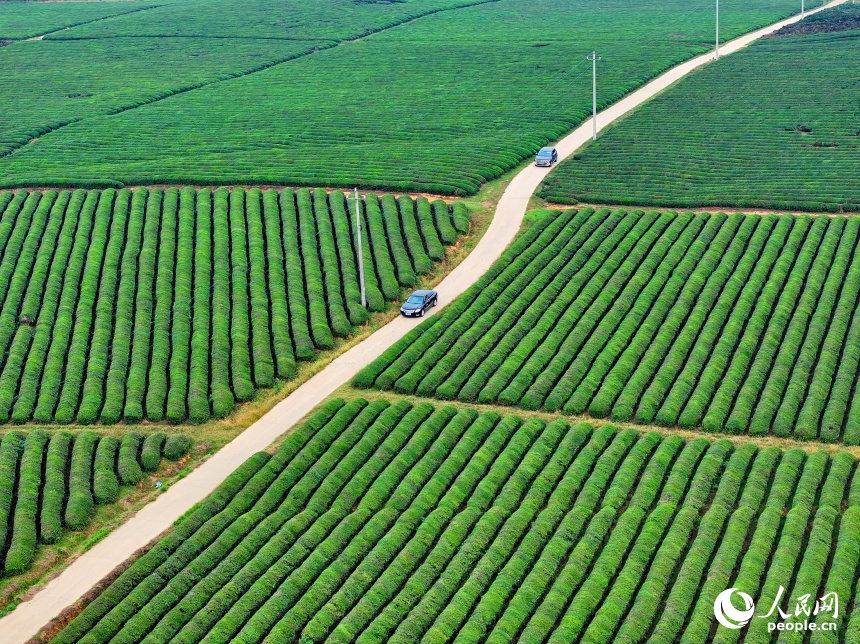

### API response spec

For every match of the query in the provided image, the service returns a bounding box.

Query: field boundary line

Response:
[568,202,860,219]
[342,388,860,458]
[18,4,161,42]
[1,0,848,640]
[0,0,498,163]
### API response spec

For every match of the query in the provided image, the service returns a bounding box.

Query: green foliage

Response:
[0,429,185,576]
[48,398,860,642]
[0,187,464,425]
[79,189,130,424]
[49,446,274,644]
[163,434,192,461]
[64,431,98,531]
[0,1,151,40]
[0,35,324,162]
[523,208,560,227]
[101,190,146,424]
[118,432,145,486]
[210,188,237,418]
[141,433,167,473]
[539,11,860,211]
[3,430,49,574]
[123,188,161,423]
[93,436,121,505]
[451,201,470,234]
[357,208,860,443]
[34,0,488,40]
[0,0,802,191]
[40,432,72,544]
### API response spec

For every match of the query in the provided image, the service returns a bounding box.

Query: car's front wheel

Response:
[418,309,424,317]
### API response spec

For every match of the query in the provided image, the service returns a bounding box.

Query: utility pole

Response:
[801,0,805,17]
[345,188,367,307]
[715,0,720,59]
[587,50,601,141]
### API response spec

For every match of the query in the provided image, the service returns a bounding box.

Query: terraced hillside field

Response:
[0,429,189,577]
[538,5,860,212]
[358,208,860,444]
[49,398,860,643]
[0,0,805,192]
[0,187,466,425]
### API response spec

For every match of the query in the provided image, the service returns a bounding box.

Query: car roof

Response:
[538,146,556,153]
[412,289,435,296]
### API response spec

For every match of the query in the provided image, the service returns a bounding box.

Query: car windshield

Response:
[407,295,424,304]
[537,150,552,157]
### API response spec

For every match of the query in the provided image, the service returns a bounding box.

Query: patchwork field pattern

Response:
[0,0,490,165]
[0,0,805,192]
[0,1,152,40]
[538,10,860,211]
[50,398,860,643]
[41,0,492,40]
[0,429,189,577]
[0,187,465,425]
[0,37,329,159]
[358,208,860,444]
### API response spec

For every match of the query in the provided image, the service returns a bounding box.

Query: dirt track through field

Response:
[0,0,847,639]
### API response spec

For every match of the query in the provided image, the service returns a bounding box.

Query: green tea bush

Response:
[64,431,98,530]
[118,432,145,485]
[0,429,191,576]
[357,208,860,443]
[0,187,466,425]
[93,436,120,505]
[163,434,192,461]
[39,432,73,544]
[0,0,806,196]
[140,432,166,472]
[539,14,860,212]
[48,398,860,642]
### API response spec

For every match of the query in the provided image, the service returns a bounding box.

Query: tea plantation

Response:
[0,0,488,164]
[0,1,151,40]
[0,429,189,576]
[0,187,466,425]
[5,0,860,638]
[0,37,329,159]
[358,208,860,443]
[538,6,860,211]
[0,0,805,192]
[49,398,860,643]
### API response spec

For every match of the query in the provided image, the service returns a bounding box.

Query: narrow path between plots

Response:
[0,0,846,640]
[0,0,498,161]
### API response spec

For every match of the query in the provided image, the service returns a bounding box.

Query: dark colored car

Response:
[400,289,437,317]
[535,146,558,167]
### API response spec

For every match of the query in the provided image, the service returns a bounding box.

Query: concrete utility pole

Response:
[715,0,720,59]
[587,50,601,141]
[345,188,367,307]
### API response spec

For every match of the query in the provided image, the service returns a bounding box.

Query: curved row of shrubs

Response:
[537,20,860,212]
[0,429,190,576]
[357,208,860,443]
[50,398,860,643]
[0,187,468,425]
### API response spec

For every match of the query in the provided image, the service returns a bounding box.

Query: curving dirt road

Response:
[0,0,846,639]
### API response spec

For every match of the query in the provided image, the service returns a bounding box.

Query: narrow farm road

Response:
[1,0,846,640]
